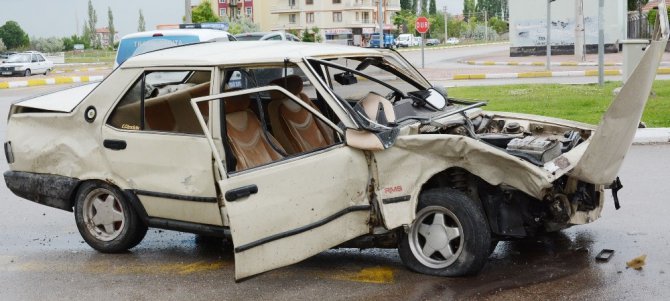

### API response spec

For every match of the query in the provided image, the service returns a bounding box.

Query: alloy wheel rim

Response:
[82,188,125,241]
[409,206,464,269]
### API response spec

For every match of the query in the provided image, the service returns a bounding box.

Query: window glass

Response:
[107,70,212,134]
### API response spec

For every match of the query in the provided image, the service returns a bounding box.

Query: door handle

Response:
[103,139,127,150]
[225,185,258,202]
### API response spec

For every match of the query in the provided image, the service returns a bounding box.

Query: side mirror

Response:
[334,72,357,85]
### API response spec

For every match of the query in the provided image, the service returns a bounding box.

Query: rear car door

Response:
[192,85,372,280]
[101,69,223,226]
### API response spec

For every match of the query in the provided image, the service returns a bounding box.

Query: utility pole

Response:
[378,0,384,46]
[484,10,488,42]
[443,6,448,44]
[546,0,553,71]
[638,0,643,38]
[575,0,586,61]
[598,0,605,86]
[184,0,192,23]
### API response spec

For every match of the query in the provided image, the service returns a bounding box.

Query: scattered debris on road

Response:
[595,249,615,262]
[626,254,647,270]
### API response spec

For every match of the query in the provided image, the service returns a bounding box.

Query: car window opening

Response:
[107,70,212,135]
[219,65,343,173]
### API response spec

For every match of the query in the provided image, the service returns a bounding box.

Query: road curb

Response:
[458,60,670,67]
[0,75,105,89]
[396,42,509,52]
[452,68,670,80]
[633,128,670,144]
[52,67,111,74]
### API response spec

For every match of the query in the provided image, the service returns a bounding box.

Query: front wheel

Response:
[24,69,31,77]
[74,181,147,253]
[398,188,491,276]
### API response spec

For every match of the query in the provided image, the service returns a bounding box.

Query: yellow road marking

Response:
[330,266,395,284]
[12,259,229,275]
[0,82,8,89]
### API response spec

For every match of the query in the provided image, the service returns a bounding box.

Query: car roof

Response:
[121,41,380,68]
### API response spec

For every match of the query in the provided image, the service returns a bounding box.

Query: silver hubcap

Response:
[82,188,125,241]
[409,206,464,269]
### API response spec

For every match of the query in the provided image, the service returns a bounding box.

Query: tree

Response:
[0,21,30,50]
[411,0,418,15]
[489,16,508,34]
[63,34,89,51]
[429,0,437,15]
[463,0,475,21]
[0,39,6,52]
[85,0,99,48]
[191,0,220,23]
[223,15,260,35]
[648,6,670,27]
[108,7,116,48]
[628,0,649,11]
[30,37,64,53]
[301,27,323,43]
[400,0,412,11]
[421,0,428,15]
[138,10,146,32]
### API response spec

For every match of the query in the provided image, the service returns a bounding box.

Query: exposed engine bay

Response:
[416,109,605,237]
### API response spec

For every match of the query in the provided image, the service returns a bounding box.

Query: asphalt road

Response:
[1,86,669,300]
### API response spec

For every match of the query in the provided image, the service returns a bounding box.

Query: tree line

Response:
[0,0,147,53]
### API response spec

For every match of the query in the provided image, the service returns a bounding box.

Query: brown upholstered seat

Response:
[267,75,336,154]
[224,92,285,171]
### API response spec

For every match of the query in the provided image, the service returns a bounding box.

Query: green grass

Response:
[449,81,670,127]
[64,50,116,64]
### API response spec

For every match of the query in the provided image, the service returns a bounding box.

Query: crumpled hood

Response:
[13,83,98,113]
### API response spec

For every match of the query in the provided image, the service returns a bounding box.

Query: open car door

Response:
[191,87,372,280]
[571,4,669,185]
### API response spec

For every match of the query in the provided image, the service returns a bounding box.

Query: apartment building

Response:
[270,0,400,45]
[211,0,255,20]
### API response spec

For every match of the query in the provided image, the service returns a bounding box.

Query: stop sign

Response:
[415,16,429,34]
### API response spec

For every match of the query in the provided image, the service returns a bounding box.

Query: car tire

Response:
[44,69,49,76]
[74,181,148,253]
[398,188,491,276]
[24,69,31,77]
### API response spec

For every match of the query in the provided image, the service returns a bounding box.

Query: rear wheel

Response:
[74,182,147,253]
[24,69,31,77]
[398,188,491,276]
[44,69,49,76]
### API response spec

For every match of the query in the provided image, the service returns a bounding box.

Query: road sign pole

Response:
[415,16,429,69]
[421,33,425,68]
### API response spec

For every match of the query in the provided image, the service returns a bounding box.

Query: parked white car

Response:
[0,51,54,76]
[3,19,668,281]
[446,37,460,45]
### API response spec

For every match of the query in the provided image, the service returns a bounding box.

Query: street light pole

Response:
[378,0,384,46]
[598,0,605,86]
[184,0,192,24]
[443,6,448,44]
[547,0,552,71]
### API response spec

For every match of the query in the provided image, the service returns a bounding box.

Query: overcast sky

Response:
[1,0,464,38]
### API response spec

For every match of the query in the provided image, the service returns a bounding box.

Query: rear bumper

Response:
[3,171,80,212]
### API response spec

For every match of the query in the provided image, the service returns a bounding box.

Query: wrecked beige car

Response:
[4,13,668,280]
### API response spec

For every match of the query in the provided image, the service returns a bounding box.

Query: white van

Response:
[115,29,236,67]
[396,34,414,47]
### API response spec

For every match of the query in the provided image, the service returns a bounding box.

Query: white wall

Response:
[509,0,626,47]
